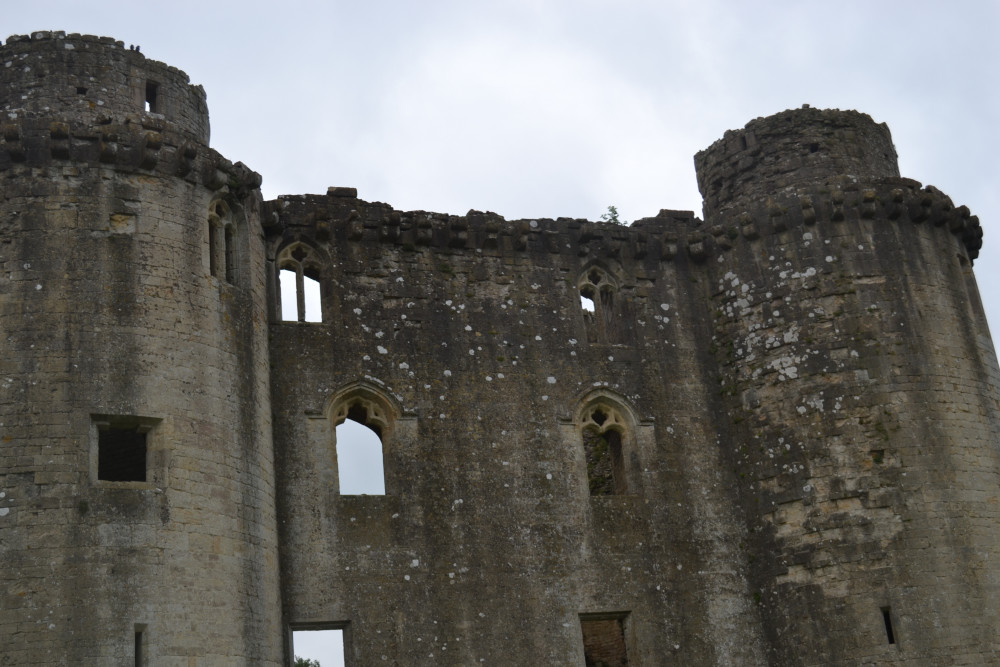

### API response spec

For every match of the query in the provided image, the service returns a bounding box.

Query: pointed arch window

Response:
[277,243,323,323]
[578,266,623,343]
[329,391,393,495]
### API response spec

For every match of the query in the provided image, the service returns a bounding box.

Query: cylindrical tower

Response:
[697,107,1000,663]
[0,32,282,663]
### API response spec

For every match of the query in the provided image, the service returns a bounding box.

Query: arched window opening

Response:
[277,243,324,323]
[580,403,630,495]
[332,396,389,496]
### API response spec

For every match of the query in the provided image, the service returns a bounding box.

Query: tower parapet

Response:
[695,106,899,218]
[0,30,209,143]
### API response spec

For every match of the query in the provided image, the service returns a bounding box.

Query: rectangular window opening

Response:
[881,607,896,645]
[292,626,346,667]
[580,612,630,667]
[93,415,159,483]
[144,81,159,113]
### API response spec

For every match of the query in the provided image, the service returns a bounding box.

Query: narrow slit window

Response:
[882,607,896,645]
[292,628,345,667]
[337,412,385,495]
[224,226,235,283]
[134,624,147,667]
[208,221,218,277]
[144,82,158,113]
[98,426,147,482]
[580,613,630,667]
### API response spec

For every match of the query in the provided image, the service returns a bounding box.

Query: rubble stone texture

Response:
[1,32,998,666]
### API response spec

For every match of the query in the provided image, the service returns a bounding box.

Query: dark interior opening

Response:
[346,402,382,438]
[98,427,147,482]
[76,86,87,95]
[134,630,143,667]
[144,81,159,113]
[581,614,629,666]
[882,607,896,645]
[224,226,235,283]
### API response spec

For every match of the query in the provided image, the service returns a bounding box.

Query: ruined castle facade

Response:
[2,31,999,666]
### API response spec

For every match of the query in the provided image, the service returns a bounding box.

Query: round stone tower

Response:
[0,32,282,664]
[696,107,1000,663]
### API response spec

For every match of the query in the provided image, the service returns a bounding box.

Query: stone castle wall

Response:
[2,32,999,666]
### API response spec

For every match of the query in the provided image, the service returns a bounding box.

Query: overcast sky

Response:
[5,2,998,665]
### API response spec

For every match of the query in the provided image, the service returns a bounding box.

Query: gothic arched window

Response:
[277,243,323,323]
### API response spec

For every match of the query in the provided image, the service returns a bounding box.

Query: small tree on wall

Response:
[600,205,625,225]
[294,658,320,667]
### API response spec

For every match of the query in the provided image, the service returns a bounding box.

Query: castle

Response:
[2,31,999,666]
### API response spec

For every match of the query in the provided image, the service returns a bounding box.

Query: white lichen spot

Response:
[375,330,384,339]
[465,325,472,331]
[353,308,362,315]
[485,376,492,382]
[0,507,8,517]
[660,303,670,311]
[377,346,388,355]
[547,376,556,384]
[411,559,419,567]
[398,362,409,370]
[468,349,475,356]
[444,370,452,377]
[541,395,549,401]
[404,574,411,581]
[535,335,542,341]
[35,284,42,291]
[545,473,552,480]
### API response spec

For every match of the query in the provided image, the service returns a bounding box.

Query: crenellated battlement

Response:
[263,174,982,277]
[266,190,704,264]
[0,116,260,193]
